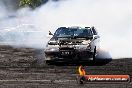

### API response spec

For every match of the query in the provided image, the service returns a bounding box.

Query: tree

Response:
[19,0,43,9]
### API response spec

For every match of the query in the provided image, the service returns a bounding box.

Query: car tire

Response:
[93,47,96,62]
[45,60,53,65]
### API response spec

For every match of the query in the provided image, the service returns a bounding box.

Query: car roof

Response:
[59,26,91,29]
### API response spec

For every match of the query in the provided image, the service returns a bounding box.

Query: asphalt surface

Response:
[0,45,132,88]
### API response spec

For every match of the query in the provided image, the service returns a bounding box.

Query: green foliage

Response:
[19,0,43,9]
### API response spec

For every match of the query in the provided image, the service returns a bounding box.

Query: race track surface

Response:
[0,45,132,88]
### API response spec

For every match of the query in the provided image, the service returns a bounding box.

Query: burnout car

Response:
[44,26,100,63]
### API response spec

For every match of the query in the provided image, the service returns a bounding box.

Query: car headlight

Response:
[48,40,58,45]
[75,45,88,50]
[75,44,91,50]
[45,47,59,52]
[82,40,91,45]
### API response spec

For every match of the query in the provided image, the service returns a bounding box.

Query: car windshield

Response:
[53,27,92,38]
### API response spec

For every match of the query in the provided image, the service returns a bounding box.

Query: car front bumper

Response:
[44,49,94,61]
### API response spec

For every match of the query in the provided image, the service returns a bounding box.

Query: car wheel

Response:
[45,60,53,65]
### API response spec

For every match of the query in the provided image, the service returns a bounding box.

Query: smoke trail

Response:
[0,0,132,58]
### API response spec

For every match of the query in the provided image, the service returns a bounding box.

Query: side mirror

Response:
[47,31,53,39]
[49,31,53,35]
[94,35,100,39]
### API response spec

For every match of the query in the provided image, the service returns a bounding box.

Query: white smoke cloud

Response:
[0,0,132,58]
[0,1,8,19]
